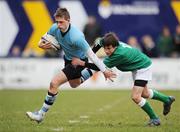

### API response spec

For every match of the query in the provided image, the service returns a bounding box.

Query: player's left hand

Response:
[103,69,117,82]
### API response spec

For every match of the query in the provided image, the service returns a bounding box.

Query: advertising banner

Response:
[0,58,180,90]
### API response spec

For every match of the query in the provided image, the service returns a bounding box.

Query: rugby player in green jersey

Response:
[71,32,175,126]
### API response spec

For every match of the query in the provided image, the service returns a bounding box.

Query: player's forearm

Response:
[71,58,99,71]
[85,62,100,71]
[86,48,106,72]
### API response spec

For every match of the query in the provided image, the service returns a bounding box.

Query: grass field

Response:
[0,90,180,132]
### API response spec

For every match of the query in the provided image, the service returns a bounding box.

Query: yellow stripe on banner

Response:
[171,1,180,23]
[23,1,53,56]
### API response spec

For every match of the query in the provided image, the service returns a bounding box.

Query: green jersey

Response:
[103,42,152,71]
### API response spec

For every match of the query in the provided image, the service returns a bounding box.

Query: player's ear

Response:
[67,19,70,22]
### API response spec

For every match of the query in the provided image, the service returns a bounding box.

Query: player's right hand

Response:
[71,58,85,67]
[38,38,53,50]
[103,69,116,82]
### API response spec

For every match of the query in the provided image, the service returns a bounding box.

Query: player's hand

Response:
[71,57,85,66]
[39,39,52,49]
[103,69,117,82]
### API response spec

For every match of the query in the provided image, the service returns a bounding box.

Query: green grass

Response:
[0,90,180,132]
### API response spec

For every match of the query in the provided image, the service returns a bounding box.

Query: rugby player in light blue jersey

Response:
[26,8,116,123]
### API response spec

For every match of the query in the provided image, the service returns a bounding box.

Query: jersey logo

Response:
[120,42,132,48]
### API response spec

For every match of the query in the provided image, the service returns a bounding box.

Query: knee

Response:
[50,80,59,90]
[142,91,150,98]
[131,94,141,103]
[69,83,79,88]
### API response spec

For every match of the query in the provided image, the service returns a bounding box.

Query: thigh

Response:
[51,70,68,85]
[62,57,87,80]
[131,85,145,103]
[133,80,148,95]
[132,86,144,97]
[142,85,150,98]
[62,64,85,80]
[132,80,147,99]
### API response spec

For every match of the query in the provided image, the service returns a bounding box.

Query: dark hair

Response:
[102,32,119,47]
[54,8,70,20]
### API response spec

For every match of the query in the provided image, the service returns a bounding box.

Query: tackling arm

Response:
[86,48,106,72]
[85,37,103,70]
[71,57,100,71]
[72,37,103,71]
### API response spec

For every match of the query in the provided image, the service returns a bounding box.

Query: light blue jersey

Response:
[48,23,90,60]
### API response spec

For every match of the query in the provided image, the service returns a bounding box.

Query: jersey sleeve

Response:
[103,58,114,68]
[103,54,121,68]
[47,23,57,36]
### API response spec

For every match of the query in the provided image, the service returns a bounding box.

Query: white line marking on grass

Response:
[97,99,125,112]
[66,98,127,125]
[68,116,89,124]
[51,127,64,131]
[68,120,80,124]
[79,115,89,119]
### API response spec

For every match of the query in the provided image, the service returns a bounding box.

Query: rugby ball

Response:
[41,33,60,50]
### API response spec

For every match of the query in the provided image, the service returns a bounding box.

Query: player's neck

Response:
[61,24,70,33]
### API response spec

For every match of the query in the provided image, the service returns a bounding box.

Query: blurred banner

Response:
[0,0,179,57]
[0,58,180,90]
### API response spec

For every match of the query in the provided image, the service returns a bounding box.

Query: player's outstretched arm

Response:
[72,47,117,81]
[72,58,100,71]
[72,57,116,81]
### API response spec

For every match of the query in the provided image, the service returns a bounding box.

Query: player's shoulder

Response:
[48,23,58,35]
[50,23,58,30]
[69,25,84,41]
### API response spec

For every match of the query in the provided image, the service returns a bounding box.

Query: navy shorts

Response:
[62,56,88,80]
